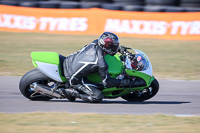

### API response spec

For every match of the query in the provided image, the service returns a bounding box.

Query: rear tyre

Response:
[18,2,38,7]
[121,78,159,102]
[101,4,122,10]
[19,69,53,101]
[122,5,143,11]
[145,0,179,6]
[38,1,59,8]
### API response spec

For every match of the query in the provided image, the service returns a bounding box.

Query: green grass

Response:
[0,31,200,80]
[0,113,200,133]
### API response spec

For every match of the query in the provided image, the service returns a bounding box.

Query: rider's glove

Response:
[118,46,125,54]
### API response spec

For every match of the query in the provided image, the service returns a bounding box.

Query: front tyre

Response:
[19,69,53,101]
[121,78,159,102]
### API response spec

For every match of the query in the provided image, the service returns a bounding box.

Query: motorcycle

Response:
[19,46,159,102]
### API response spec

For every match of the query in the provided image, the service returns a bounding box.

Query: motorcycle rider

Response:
[63,32,131,103]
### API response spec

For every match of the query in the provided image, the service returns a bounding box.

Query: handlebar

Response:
[118,45,132,54]
[118,45,135,62]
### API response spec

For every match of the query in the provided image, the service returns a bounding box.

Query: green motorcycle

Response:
[19,46,159,102]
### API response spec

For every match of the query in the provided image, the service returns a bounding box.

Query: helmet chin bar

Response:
[101,46,116,56]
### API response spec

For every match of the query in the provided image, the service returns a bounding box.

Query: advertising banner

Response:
[0,5,200,40]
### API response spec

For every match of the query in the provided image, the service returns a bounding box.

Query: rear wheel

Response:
[19,69,53,101]
[121,78,159,102]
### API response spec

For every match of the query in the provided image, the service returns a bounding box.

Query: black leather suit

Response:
[63,39,121,102]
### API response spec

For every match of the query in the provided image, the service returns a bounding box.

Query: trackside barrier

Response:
[0,5,200,40]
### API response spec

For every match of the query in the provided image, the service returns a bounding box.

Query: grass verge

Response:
[0,113,200,133]
[0,32,200,80]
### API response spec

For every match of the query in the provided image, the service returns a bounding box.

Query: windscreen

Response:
[125,50,149,71]
[132,54,149,71]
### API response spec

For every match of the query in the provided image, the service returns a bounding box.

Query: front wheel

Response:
[19,69,53,101]
[121,78,159,102]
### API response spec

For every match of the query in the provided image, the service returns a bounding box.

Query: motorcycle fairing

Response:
[134,49,153,77]
[31,52,66,82]
[102,76,155,98]
[86,54,123,83]
[87,49,154,98]
[105,54,124,78]
[125,69,152,87]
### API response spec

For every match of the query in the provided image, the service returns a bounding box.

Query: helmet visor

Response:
[106,43,119,56]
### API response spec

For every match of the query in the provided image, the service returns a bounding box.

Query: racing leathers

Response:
[63,39,121,102]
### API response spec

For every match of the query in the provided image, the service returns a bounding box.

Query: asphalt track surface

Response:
[0,76,200,115]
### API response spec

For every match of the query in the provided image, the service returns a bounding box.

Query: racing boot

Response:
[64,88,80,102]
[76,85,93,95]
[73,84,103,103]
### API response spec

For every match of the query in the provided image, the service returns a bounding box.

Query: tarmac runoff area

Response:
[0,76,200,116]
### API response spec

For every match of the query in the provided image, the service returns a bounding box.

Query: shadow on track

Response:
[47,99,190,104]
[101,101,191,104]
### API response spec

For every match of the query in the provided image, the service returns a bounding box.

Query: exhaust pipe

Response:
[30,83,62,98]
